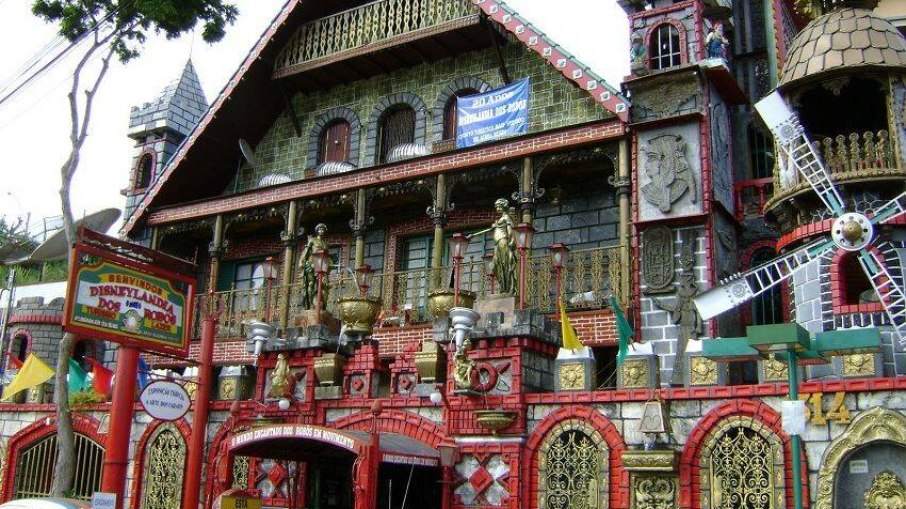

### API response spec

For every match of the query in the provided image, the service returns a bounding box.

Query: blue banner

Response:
[456,78,530,149]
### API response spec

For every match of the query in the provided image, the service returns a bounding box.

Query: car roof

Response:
[0,498,91,509]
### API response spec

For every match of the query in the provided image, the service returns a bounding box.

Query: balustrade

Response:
[733,177,773,221]
[274,0,477,72]
[196,246,624,339]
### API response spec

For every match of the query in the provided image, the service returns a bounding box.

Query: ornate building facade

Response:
[1,0,906,508]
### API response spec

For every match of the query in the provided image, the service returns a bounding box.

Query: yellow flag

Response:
[2,354,55,401]
[559,299,583,351]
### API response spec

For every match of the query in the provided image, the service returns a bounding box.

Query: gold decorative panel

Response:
[140,425,187,509]
[762,359,787,383]
[864,471,906,509]
[632,476,677,509]
[842,354,875,378]
[232,455,251,489]
[816,407,906,509]
[689,357,719,386]
[558,364,586,390]
[621,358,650,389]
[538,419,609,509]
[699,416,785,509]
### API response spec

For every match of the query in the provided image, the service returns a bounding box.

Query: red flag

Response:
[5,352,23,370]
[85,358,113,396]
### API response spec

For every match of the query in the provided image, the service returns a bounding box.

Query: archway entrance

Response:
[228,424,442,509]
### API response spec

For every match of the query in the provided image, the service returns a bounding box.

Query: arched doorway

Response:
[228,424,442,509]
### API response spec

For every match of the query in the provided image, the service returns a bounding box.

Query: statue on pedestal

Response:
[298,223,331,310]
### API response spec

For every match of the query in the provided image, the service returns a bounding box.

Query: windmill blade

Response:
[694,237,836,320]
[857,249,906,346]
[754,91,845,216]
[869,190,906,225]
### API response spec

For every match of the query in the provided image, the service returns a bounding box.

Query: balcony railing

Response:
[196,245,625,339]
[734,177,773,221]
[274,0,478,74]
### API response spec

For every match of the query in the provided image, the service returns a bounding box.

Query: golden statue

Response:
[297,223,331,310]
[453,340,475,390]
[267,353,293,399]
[472,198,519,295]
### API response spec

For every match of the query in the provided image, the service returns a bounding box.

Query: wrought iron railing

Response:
[197,246,624,338]
[734,177,773,221]
[274,0,478,72]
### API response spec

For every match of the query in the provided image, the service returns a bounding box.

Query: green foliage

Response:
[69,389,105,407]
[32,0,239,62]
[0,216,35,254]
[0,260,69,286]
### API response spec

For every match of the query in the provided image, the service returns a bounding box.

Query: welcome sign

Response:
[456,78,530,149]
[64,228,196,357]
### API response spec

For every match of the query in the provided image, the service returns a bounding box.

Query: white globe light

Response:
[429,390,443,406]
[277,398,291,411]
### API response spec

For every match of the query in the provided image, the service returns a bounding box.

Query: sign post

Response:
[64,228,196,509]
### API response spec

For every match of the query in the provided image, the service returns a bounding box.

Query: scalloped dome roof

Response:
[779,8,906,89]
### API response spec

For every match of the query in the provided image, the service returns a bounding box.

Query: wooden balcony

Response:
[274,0,488,91]
[196,245,625,340]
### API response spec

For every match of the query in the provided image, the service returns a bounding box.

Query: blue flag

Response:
[137,357,150,390]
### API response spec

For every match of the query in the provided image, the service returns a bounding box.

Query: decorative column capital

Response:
[608,174,632,196]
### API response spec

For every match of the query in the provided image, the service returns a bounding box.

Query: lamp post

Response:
[438,440,459,509]
[355,264,374,297]
[312,249,331,324]
[261,256,280,322]
[548,243,570,305]
[483,253,495,295]
[448,233,470,307]
[514,223,534,309]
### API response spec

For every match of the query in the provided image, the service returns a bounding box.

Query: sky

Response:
[0,0,629,235]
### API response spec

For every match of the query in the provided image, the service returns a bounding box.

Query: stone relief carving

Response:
[641,134,697,213]
[632,79,701,120]
[634,476,677,509]
[642,226,675,294]
[710,100,733,212]
[653,231,702,385]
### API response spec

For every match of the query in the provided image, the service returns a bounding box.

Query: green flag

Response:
[68,358,88,393]
[610,295,634,367]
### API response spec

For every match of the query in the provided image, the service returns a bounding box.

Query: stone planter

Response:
[427,289,476,319]
[475,409,517,435]
[414,342,446,383]
[314,352,347,387]
[337,297,383,334]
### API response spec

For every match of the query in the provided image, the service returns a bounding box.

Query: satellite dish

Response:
[28,208,121,262]
[239,139,258,169]
[0,238,33,264]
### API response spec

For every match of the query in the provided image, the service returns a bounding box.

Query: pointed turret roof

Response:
[128,60,208,139]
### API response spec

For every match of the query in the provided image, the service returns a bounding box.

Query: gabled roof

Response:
[123,0,629,236]
[128,60,208,139]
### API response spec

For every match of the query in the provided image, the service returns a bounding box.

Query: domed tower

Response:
[123,60,208,220]
[763,3,906,377]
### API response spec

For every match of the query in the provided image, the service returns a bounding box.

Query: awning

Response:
[229,424,440,467]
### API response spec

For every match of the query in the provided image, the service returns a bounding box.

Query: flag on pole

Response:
[86,358,113,397]
[5,352,23,370]
[610,295,634,367]
[137,356,150,391]
[559,299,583,351]
[1,353,54,401]
[68,358,88,393]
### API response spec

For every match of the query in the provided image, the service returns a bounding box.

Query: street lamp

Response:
[438,440,459,509]
[483,253,495,294]
[548,243,570,305]
[261,256,280,322]
[514,223,534,309]
[448,233,470,306]
[355,264,375,297]
[312,249,331,323]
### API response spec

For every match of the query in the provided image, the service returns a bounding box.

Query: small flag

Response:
[5,352,23,370]
[1,354,55,401]
[610,295,634,366]
[68,358,88,393]
[559,299,583,351]
[137,357,150,391]
[85,358,113,397]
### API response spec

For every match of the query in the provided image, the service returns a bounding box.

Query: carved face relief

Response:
[638,124,703,221]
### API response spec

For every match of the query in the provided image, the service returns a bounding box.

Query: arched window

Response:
[135,153,153,190]
[698,418,785,509]
[748,124,775,180]
[650,24,682,70]
[442,89,478,141]
[379,105,416,163]
[832,250,881,313]
[140,424,187,509]
[318,119,351,165]
[10,333,29,366]
[13,432,104,500]
[537,419,609,508]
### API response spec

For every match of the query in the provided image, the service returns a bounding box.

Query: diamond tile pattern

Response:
[780,8,906,88]
[469,466,494,494]
[453,454,511,507]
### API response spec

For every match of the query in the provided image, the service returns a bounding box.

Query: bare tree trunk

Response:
[50,32,115,497]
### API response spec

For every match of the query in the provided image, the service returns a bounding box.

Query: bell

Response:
[638,400,671,434]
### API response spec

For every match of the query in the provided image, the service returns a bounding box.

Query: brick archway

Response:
[679,399,809,508]
[524,406,628,509]
[332,408,445,449]
[130,418,192,509]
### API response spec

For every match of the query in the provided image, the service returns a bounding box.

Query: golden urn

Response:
[475,409,517,435]
[427,289,476,318]
[336,296,383,334]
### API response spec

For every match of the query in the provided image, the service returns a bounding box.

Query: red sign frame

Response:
[63,228,197,357]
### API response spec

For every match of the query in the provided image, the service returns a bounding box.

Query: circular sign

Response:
[139,380,191,421]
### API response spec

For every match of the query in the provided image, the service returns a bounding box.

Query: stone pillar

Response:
[281,201,301,331]
[208,214,225,291]
[616,139,632,309]
[520,157,534,224]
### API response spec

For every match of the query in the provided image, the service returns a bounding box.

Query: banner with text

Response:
[456,78,530,149]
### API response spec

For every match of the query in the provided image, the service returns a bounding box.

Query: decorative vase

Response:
[414,342,447,383]
[427,289,476,318]
[314,352,347,387]
[475,409,517,435]
[337,297,383,334]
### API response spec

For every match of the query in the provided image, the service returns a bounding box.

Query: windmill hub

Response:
[832,212,874,251]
